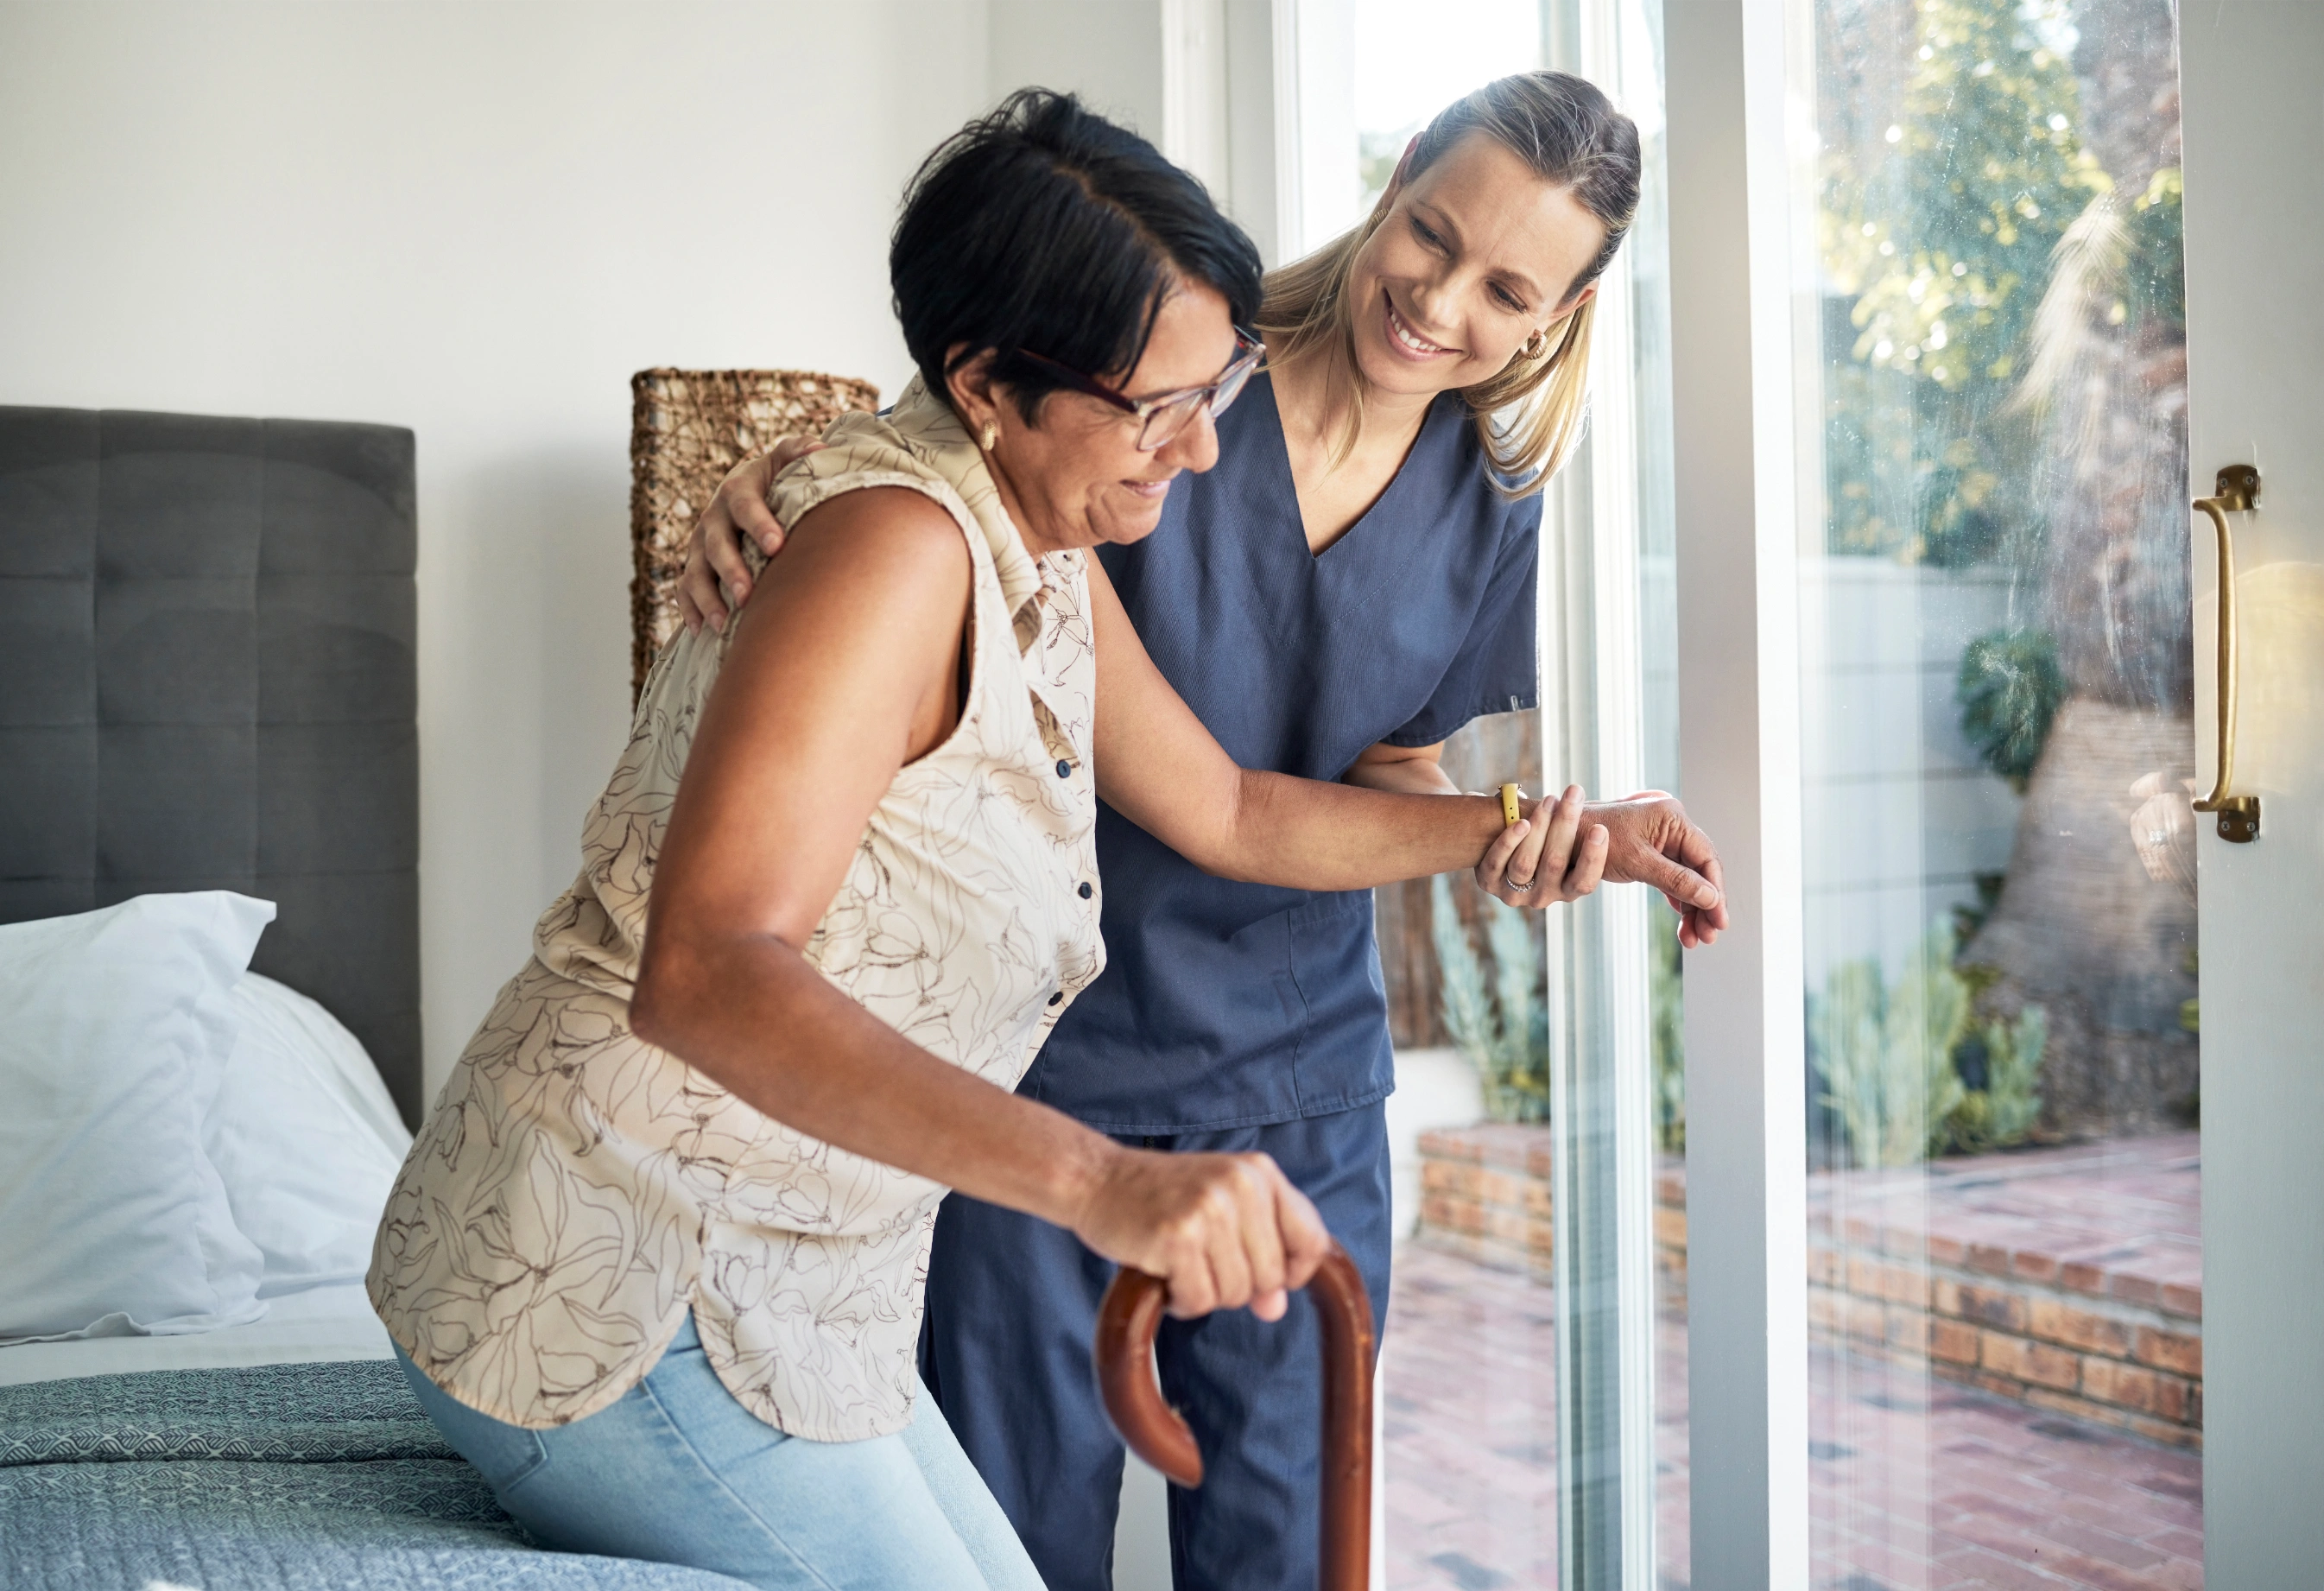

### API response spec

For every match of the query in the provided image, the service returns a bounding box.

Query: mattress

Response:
[0,1293,750,1590]
[0,1280,394,1387]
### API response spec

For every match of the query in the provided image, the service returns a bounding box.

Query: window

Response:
[1270,3,1687,1585]
[1791,3,2198,1584]
[1662,0,2203,1585]
[1288,3,2202,1586]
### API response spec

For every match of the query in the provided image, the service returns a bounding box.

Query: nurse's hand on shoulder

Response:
[1071,1147,1332,1323]
[675,440,824,634]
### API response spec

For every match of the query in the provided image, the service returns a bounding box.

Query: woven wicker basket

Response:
[628,367,880,694]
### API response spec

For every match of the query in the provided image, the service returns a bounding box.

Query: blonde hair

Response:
[1257,72,1641,496]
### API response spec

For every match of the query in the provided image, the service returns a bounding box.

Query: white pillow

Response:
[0,892,274,1341]
[206,973,412,1297]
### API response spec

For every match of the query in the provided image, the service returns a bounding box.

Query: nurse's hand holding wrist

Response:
[1474,788,1728,952]
[1475,783,1608,907]
[677,441,822,634]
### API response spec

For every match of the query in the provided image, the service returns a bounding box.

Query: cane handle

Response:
[1094,1241,1376,1591]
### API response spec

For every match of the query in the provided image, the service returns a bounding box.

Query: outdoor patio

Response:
[1386,1131,2206,1588]
[1416,1131,2203,1447]
[1384,1245,2203,1591]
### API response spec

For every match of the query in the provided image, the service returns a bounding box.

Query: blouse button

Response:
[1048,991,1064,1006]
[1054,759,1072,779]
[1078,882,1093,900]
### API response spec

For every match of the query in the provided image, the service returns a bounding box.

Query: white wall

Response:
[0,0,1001,1093]
[991,0,1165,142]
[0,10,1232,1583]
[1796,560,2023,988]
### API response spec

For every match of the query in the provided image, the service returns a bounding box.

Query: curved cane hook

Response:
[1093,1265,1202,1486]
[1094,1242,1377,1591]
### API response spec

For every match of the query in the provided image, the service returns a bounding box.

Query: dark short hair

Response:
[890,88,1263,422]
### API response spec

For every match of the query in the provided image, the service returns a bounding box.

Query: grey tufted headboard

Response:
[0,409,421,1125]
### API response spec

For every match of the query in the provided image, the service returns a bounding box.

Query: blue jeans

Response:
[396,1313,1044,1591]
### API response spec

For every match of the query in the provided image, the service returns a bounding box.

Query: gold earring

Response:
[979,422,998,451]
[1522,328,1548,359]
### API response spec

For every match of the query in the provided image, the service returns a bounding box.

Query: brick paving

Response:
[1806,1137,2203,1448]
[1821,1134,2201,1308]
[1418,1131,2204,1446]
[1381,1243,2203,1591]
[1381,1244,1562,1590]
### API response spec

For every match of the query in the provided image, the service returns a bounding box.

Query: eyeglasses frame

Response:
[1013,330,1264,452]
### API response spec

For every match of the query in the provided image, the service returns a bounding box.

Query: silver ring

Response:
[1508,877,1536,892]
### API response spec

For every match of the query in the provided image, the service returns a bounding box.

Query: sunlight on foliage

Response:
[1819,0,2106,565]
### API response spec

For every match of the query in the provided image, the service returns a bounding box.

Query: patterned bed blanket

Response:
[0,1361,748,1590]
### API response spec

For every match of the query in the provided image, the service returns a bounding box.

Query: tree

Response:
[1817,0,2107,567]
[1814,0,2196,1138]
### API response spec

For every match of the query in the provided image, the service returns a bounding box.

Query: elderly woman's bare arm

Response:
[1087,559,1726,917]
[686,464,1725,933]
[633,488,1328,1321]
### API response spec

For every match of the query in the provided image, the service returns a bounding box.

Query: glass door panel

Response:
[1339,10,1565,1590]
[1788,2,2201,1587]
[1324,3,1685,1586]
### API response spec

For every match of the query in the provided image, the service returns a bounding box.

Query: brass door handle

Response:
[1096,1242,1377,1591]
[2193,464,2262,842]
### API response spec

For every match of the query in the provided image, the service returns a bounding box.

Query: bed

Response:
[0,408,749,1590]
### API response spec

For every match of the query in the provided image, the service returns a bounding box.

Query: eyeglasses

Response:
[1016,330,1263,452]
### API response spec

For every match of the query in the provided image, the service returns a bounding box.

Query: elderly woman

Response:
[368,92,1599,1591]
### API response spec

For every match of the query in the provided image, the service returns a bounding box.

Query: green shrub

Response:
[1651,903,1686,1153]
[1812,928,1968,1168]
[1810,922,2049,1167]
[1946,1005,2047,1154]
[1957,628,2064,790]
[1430,875,1550,1124]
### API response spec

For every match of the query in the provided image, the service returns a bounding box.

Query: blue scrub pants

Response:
[396,1313,1044,1591]
[920,1104,1393,1591]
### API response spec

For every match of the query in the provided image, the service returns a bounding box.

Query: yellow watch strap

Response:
[1498,783,1524,827]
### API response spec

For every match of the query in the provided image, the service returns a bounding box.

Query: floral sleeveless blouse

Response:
[369,379,1105,1441]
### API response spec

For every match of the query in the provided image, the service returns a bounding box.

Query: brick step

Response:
[1415,1124,2202,1448]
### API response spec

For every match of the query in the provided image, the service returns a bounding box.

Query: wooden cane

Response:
[1094,1241,1377,1591]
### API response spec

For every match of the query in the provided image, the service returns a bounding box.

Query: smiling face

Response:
[1346,131,1610,401]
[948,279,1238,556]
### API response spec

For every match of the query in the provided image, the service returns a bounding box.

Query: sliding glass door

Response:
[1790,3,2203,1587]
[1540,7,1687,1591]
[1229,3,2319,1586]
[2175,9,2324,1584]
[1285,4,1681,1588]
[1417,4,2203,1586]
[1357,0,2317,1584]
[1660,0,2324,1584]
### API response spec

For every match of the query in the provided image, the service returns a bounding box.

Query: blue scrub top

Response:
[1019,372,1542,1133]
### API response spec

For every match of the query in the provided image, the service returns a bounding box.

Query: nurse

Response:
[683,72,1726,1591]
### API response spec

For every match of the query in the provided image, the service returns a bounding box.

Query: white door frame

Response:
[2181,6,2324,1587]
[1662,0,1812,1585]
